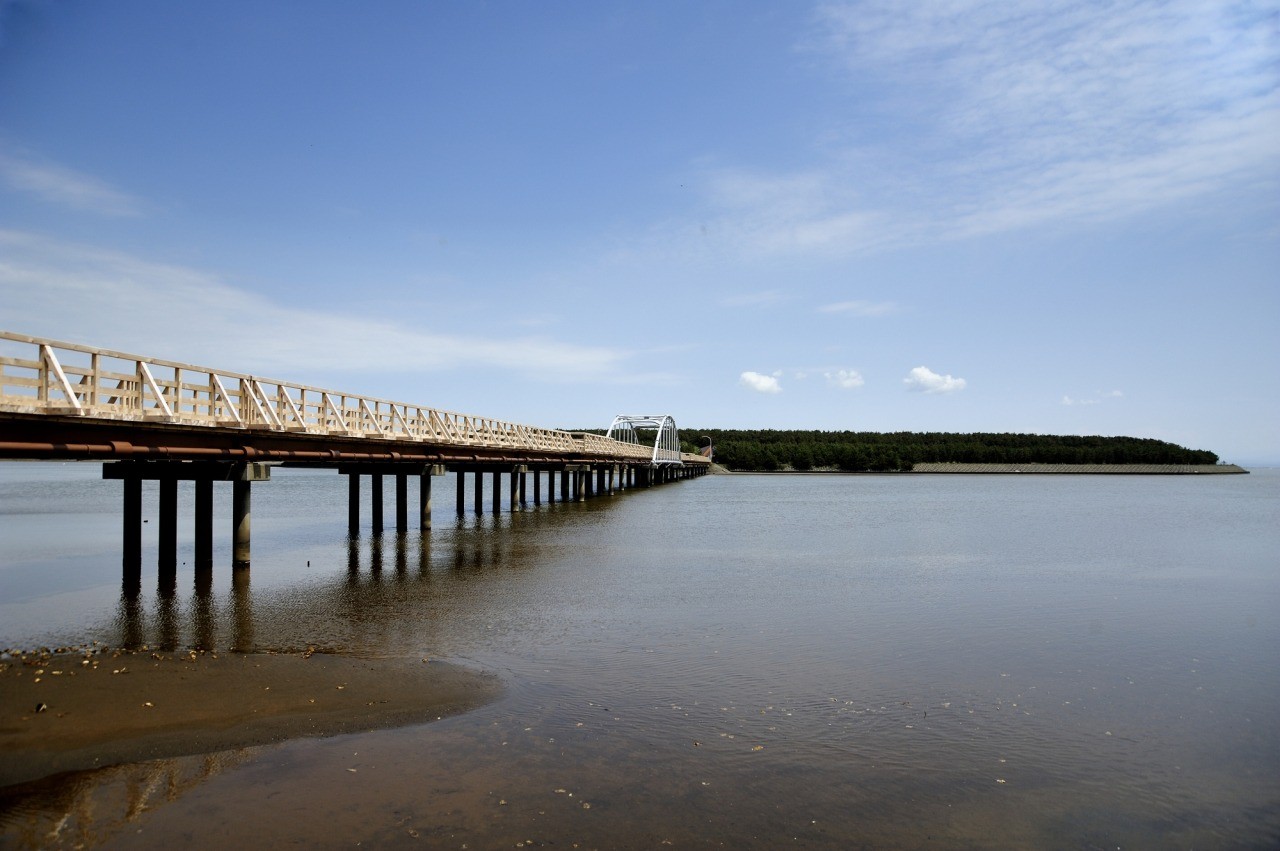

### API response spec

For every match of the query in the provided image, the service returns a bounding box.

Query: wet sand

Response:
[0,648,502,787]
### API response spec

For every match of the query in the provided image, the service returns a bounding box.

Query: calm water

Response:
[1,462,1277,849]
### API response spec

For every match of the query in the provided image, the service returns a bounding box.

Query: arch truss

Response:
[605,414,683,466]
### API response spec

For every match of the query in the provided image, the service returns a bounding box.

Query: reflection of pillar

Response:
[371,474,383,533]
[420,470,433,530]
[123,474,142,589]
[193,564,215,650]
[396,472,408,532]
[348,473,360,536]
[195,477,213,568]
[119,585,145,650]
[231,566,253,651]
[347,535,360,577]
[156,583,178,651]
[232,479,251,566]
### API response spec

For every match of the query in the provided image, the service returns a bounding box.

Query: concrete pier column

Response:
[232,479,251,566]
[420,470,434,530]
[348,473,360,535]
[492,470,502,514]
[158,477,178,571]
[509,468,520,512]
[195,477,213,569]
[395,472,408,531]
[597,467,607,496]
[456,470,465,516]
[576,471,587,502]
[371,475,383,533]
[533,469,542,504]
[560,470,570,502]
[519,471,527,506]
[473,471,484,515]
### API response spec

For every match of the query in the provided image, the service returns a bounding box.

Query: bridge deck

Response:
[0,332,708,468]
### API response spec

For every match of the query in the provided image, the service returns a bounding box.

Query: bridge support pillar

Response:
[122,474,142,588]
[232,479,251,567]
[492,470,501,514]
[533,469,542,504]
[396,472,408,531]
[158,477,178,576]
[473,471,484,516]
[421,466,444,530]
[348,473,360,535]
[519,470,528,506]
[195,477,213,569]
[371,475,383,533]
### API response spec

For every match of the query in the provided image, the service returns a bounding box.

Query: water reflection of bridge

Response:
[0,332,709,589]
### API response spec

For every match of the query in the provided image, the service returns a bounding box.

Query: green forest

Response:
[668,430,1220,471]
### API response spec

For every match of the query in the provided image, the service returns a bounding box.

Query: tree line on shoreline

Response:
[668,430,1220,472]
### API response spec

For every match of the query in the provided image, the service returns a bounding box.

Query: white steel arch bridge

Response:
[604,415,684,466]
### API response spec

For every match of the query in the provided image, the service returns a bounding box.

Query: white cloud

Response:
[824,369,864,389]
[0,230,631,385]
[818,300,897,317]
[0,149,144,217]
[904,366,966,394]
[739,371,782,394]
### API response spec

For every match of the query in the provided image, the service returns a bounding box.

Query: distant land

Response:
[649,430,1230,473]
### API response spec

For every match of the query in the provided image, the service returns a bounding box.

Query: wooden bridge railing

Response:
[0,332,697,464]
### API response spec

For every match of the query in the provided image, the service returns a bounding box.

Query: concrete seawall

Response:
[910,463,1248,474]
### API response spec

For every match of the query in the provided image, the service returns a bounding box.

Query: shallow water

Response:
[2,463,1278,848]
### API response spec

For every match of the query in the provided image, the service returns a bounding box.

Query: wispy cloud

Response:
[720,289,789,308]
[0,149,145,217]
[740,370,783,394]
[824,369,864,389]
[818,300,896,317]
[904,365,966,394]
[0,230,631,384]
[686,1,1278,258]
[1062,390,1124,406]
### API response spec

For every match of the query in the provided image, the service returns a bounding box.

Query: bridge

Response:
[0,331,709,583]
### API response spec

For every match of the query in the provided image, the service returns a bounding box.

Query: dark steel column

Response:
[158,476,178,573]
[456,469,465,516]
[123,474,142,586]
[473,470,484,515]
[395,472,408,531]
[509,469,519,512]
[533,469,542,504]
[371,474,383,533]
[348,473,360,535]
[195,477,213,569]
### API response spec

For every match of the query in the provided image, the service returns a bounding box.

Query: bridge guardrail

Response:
[0,332,701,464]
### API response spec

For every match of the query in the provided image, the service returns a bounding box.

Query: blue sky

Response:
[1,1,1276,462]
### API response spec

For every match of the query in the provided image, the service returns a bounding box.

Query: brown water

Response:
[1,464,1278,848]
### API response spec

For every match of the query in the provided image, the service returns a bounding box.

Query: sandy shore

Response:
[0,647,502,787]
